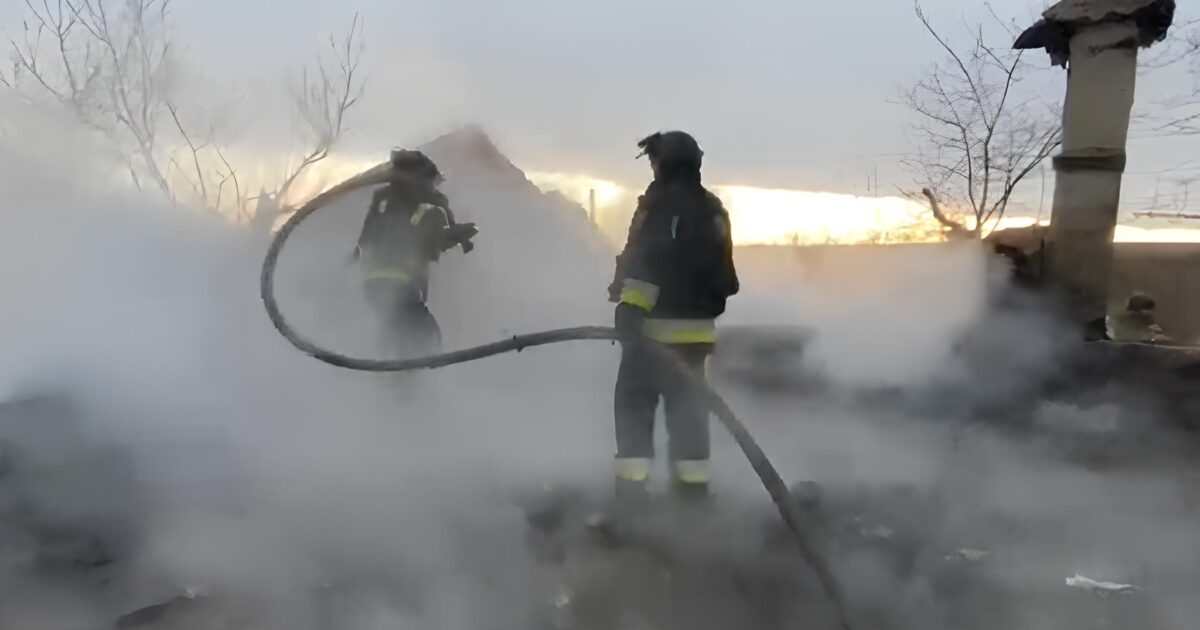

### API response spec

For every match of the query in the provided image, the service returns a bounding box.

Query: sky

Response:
[3,0,1199,243]
[160,0,1053,187]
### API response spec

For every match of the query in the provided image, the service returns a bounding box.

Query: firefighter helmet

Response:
[635,130,703,170]
[390,148,443,183]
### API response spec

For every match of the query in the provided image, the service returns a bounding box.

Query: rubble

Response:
[945,549,991,563]
[1065,573,1139,596]
[114,591,205,629]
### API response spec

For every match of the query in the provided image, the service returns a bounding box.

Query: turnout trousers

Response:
[363,278,442,359]
[613,341,712,498]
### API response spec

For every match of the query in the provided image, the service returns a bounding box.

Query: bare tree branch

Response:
[213,142,248,219]
[1136,16,1200,134]
[1132,211,1200,220]
[5,3,369,219]
[916,3,982,110]
[274,12,365,208]
[901,2,1062,240]
[921,187,972,238]
[165,101,208,204]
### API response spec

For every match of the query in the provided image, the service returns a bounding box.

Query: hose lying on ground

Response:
[259,168,855,630]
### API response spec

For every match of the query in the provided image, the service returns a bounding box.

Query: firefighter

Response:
[353,149,478,358]
[607,130,739,503]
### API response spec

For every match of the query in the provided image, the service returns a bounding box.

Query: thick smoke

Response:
[0,96,618,629]
[2,92,1199,630]
[722,246,1200,628]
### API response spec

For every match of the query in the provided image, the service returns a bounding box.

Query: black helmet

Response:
[390,148,443,183]
[636,131,703,171]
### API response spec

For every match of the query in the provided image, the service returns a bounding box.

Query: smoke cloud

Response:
[0,95,616,628]
[2,91,1199,630]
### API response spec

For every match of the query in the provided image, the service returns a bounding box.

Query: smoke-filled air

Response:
[2,1,1200,629]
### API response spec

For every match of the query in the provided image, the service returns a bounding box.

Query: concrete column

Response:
[1047,20,1140,325]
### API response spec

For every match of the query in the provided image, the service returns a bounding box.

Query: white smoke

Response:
[0,95,616,629]
[2,92,1199,630]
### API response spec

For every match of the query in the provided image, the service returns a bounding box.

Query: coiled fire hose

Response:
[259,169,854,630]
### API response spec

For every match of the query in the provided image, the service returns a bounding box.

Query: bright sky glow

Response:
[712,186,930,245]
[280,161,1200,246]
[528,172,1200,246]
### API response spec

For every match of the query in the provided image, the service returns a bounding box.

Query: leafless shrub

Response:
[3,1,367,221]
[900,2,1062,239]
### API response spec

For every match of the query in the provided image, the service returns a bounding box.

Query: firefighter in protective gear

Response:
[353,149,478,358]
[608,130,739,502]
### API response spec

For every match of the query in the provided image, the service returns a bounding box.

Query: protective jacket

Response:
[610,180,739,344]
[355,173,455,302]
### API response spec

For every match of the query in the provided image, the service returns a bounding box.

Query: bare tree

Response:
[254,12,365,225]
[2,1,366,221]
[900,2,1062,239]
[1142,14,1200,135]
[4,0,186,200]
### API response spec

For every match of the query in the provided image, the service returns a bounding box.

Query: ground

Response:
[5,352,1198,630]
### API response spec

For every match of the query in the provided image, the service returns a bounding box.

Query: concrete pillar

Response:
[1047,20,1140,325]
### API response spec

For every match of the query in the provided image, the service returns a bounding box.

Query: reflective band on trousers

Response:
[615,457,652,482]
[673,459,710,485]
[642,318,717,344]
[620,279,660,312]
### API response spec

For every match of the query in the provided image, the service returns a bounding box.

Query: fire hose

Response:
[258,170,855,630]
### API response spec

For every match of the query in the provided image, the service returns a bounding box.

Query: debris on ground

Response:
[1065,573,1139,596]
[114,588,206,628]
[945,548,991,563]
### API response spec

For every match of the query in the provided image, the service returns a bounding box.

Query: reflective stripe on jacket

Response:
[612,179,738,344]
[642,318,716,344]
[356,184,449,291]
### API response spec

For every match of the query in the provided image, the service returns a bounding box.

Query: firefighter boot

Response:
[670,459,711,506]
[585,467,650,547]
